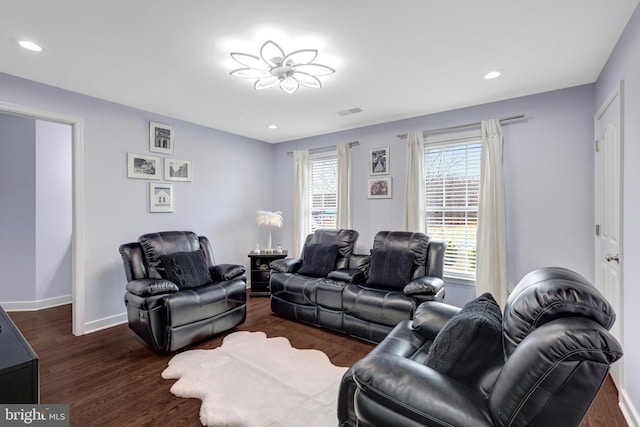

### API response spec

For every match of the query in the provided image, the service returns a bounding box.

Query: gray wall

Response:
[272,85,595,307]
[0,72,274,326]
[0,114,36,301]
[35,120,73,302]
[0,57,607,325]
[595,1,640,420]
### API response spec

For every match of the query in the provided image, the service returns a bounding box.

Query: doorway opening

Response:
[0,101,85,335]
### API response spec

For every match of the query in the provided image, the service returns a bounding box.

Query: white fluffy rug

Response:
[161,331,348,427]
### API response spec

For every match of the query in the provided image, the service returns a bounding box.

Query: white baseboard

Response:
[84,312,128,334]
[1,296,127,335]
[1,294,72,311]
[620,388,640,427]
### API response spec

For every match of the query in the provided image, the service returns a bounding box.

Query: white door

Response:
[594,83,623,389]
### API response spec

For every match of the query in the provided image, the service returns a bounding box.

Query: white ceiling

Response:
[1,1,638,143]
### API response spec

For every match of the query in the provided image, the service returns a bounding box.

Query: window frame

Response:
[308,150,338,234]
[424,129,482,282]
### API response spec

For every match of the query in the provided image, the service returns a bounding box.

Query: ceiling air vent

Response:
[337,107,363,116]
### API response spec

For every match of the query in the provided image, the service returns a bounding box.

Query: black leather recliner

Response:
[338,267,623,427]
[119,231,247,352]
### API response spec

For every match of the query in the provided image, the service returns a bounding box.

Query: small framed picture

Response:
[149,121,174,154]
[368,177,392,199]
[127,153,161,179]
[164,158,192,182]
[370,147,389,175]
[149,182,174,213]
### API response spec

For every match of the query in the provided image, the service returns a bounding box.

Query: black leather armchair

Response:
[119,231,247,352]
[338,267,623,426]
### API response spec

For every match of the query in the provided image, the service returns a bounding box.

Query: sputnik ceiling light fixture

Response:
[229,40,335,94]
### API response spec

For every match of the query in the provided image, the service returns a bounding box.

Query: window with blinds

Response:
[309,155,338,232]
[424,136,481,280]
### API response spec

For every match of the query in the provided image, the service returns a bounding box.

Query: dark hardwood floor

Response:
[8,295,627,427]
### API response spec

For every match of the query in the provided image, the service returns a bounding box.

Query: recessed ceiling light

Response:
[267,124,278,129]
[484,70,502,80]
[18,40,43,52]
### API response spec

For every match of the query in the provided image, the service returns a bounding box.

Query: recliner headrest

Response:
[138,231,200,279]
[305,228,359,270]
[373,231,429,265]
[502,267,616,356]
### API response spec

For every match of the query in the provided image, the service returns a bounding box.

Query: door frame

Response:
[594,81,624,387]
[0,101,85,336]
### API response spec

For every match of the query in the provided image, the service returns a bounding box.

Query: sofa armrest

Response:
[270,258,303,273]
[126,278,179,297]
[327,268,366,283]
[403,276,445,303]
[403,276,444,296]
[352,354,492,427]
[411,301,460,340]
[210,264,246,281]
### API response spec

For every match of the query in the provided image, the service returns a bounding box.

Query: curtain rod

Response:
[286,140,359,156]
[396,114,525,139]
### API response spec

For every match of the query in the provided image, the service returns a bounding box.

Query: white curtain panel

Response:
[293,150,310,257]
[476,119,508,306]
[337,143,352,229]
[403,131,426,233]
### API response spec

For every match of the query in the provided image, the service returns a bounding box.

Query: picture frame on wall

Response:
[164,158,192,182]
[149,121,174,155]
[370,147,389,175]
[149,182,174,213]
[368,177,392,199]
[127,152,161,179]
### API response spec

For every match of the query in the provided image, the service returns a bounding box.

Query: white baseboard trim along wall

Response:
[84,313,128,334]
[621,389,640,427]
[0,296,127,335]
[1,294,72,311]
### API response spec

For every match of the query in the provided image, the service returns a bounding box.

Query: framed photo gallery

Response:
[368,147,392,198]
[127,122,193,213]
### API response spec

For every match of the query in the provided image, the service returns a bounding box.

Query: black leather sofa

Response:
[270,229,446,343]
[338,267,623,427]
[119,231,247,352]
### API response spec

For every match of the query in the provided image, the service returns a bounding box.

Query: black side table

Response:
[247,251,288,296]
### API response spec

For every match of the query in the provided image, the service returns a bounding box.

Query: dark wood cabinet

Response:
[0,305,39,403]
[248,251,287,296]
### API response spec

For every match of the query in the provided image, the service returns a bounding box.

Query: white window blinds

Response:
[309,154,338,232]
[424,135,481,280]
